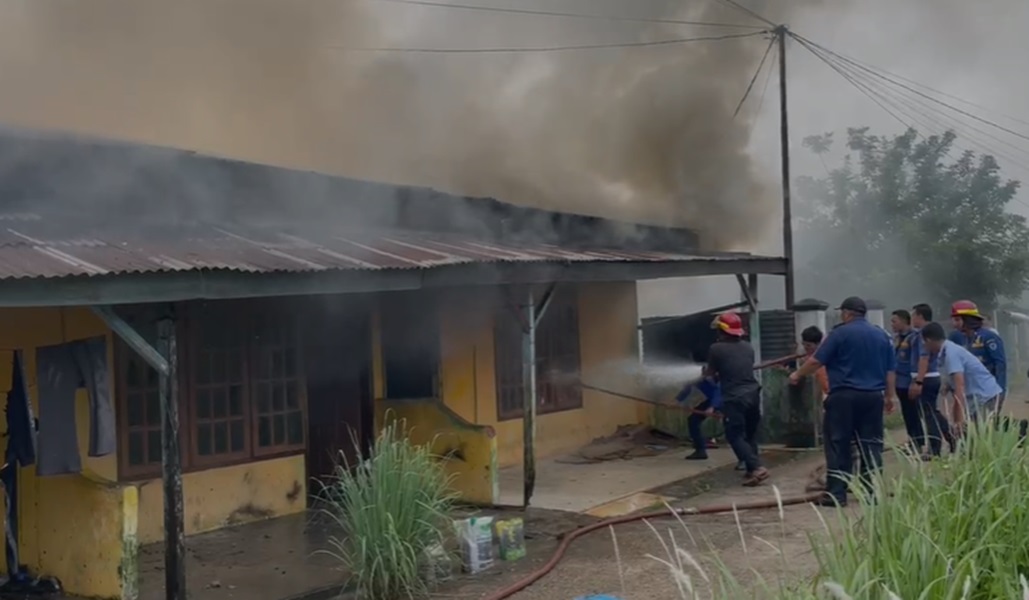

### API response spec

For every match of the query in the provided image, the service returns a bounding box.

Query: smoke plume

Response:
[0,0,793,249]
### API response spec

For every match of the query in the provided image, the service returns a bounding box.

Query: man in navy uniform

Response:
[908,303,955,456]
[952,300,1007,412]
[790,296,896,507]
[890,309,922,454]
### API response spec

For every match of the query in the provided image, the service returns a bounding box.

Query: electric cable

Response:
[789,34,1029,131]
[744,40,777,139]
[346,29,768,53]
[793,33,1029,144]
[732,34,776,119]
[809,42,1029,174]
[793,37,1029,212]
[712,0,776,28]
[797,38,1029,172]
[367,0,767,29]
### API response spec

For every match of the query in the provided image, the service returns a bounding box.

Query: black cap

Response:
[838,296,867,314]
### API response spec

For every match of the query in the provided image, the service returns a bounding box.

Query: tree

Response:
[794,127,1029,312]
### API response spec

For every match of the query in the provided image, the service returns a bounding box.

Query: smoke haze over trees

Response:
[794,127,1029,312]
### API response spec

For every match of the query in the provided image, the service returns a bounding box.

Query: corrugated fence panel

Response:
[759,310,796,361]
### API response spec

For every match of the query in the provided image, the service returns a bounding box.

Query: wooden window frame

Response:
[494,287,584,421]
[115,300,306,482]
[185,302,252,469]
[250,314,305,458]
[115,308,189,481]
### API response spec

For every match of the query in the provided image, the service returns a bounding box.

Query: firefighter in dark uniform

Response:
[790,296,896,507]
[952,300,1007,411]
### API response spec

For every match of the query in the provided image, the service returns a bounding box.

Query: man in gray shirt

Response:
[706,312,768,486]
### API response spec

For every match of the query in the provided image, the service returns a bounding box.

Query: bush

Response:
[320,419,456,600]
[648,418,1029,598]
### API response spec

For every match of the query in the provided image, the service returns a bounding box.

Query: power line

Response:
[753,42,776,123]
[788,37,1029,131]
[733,35,776,119]
[793,33,1029,145]
[368,0,767,29]
[345,29,767,53]
[795,36,1029,173]
[712,0,776,27]
[793,37,1029,212]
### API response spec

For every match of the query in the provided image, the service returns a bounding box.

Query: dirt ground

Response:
[438,398,1029,600]
[439,450,828,600]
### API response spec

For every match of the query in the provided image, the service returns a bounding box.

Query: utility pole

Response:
[776,25,796,310]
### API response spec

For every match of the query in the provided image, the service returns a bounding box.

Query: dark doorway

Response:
[302,298,373,499]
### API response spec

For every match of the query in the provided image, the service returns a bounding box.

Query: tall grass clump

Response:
[319,419,456,600]
[646,418,1029,599]
[809,418,1029,598]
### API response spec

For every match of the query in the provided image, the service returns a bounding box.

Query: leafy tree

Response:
[794,127,1029,312]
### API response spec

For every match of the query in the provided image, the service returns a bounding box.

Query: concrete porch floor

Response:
[497,446,743,513]
[138,512,345,600]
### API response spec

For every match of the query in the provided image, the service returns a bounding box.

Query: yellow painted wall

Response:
[434,283,645,469]
[374,400,497,505]
[0,307,306,599]
[135,455,306,544]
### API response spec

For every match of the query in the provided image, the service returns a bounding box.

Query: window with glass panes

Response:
[191,303,249,464]
[494,287,583,420]
[115,300,304,480]
[121,349,163,475]
[252,318,303,454]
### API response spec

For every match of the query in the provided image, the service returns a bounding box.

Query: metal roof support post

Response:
[91,306,184,600]
[735,274,758,314]
[521,289,537,508]
[520,283,557,508]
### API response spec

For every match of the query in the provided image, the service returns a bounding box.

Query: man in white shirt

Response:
[921,322,1003,430]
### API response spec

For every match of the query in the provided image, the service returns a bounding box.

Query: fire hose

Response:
[482,491,825,600]
[574,352,806,434]
[480,353,815,600]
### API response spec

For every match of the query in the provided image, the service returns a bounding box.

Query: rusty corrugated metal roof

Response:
[0,216,768,281]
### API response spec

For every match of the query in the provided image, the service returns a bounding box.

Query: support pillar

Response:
[519,285,556,508]
[793,298,829,344]
[866,299,886,330]
[520,290,537,508]
[93,306,184,600]
[785,298,828,448]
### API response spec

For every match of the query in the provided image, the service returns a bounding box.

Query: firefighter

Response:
[890,309,923,454]
[952,300,1007,411]
[909,303,955,456]
[790,296,896,507]
[706,312,768,486]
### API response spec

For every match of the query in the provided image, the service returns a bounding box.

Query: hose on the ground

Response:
[482,491,825,600]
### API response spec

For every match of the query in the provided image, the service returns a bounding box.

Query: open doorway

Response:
[302,297,373,497]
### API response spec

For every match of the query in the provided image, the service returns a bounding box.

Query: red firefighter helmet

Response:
[950,300,982,319]
[711,312,746,337]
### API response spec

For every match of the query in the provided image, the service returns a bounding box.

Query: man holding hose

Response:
[790,296,896,507]
[706,312,768,486]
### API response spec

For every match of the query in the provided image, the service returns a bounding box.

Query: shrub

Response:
[320,419,456,600]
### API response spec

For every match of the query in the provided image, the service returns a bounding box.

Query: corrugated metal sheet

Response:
[0,215,774,281]
[759,310,797,361]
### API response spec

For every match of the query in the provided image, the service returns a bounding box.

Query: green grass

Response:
[635,418,1029,599]
[318,418,456,600]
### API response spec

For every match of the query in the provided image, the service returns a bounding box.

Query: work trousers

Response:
[687,399,712,454]
[824,388,884,505]
[918,377,951,456]
[897,386,924,452]
[721,392,762,473]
